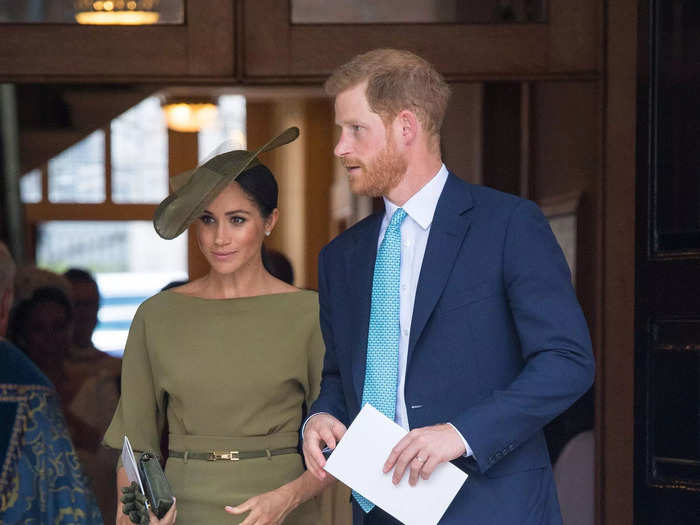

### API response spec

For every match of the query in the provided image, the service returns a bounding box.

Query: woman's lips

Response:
[212,251,236,260]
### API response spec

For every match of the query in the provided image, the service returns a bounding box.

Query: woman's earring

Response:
[265,231,271,237]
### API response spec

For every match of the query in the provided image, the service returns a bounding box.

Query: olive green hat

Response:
[153,127,299,239]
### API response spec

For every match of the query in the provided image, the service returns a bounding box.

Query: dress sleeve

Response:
[305,316,325,409]
[102,303,166,460]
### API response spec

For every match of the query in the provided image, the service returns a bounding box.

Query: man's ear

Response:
[395,110,419,146]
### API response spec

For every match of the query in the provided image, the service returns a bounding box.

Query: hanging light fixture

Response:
[162,98,219,133]
[75,0,161,26]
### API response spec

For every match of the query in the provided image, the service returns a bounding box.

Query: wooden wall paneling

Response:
[186,0,235,76]
[481,82,521,195]
[105,126,112,203]
[0,26,190,78]
[531,81,598,202]
[167,129,206,281]
[549,0,600,71]
[520,82,533,199]
[0,0,234,81]
[600,0,638,522]
[302,98,334,290]
[241,0,598,81]
[247,99,308,286]
[441,83,483,184]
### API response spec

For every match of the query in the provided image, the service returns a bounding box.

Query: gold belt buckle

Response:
[208,450,239,461]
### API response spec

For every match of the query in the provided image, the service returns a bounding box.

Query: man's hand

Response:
[383,424,466,486]
[301,413,347,480]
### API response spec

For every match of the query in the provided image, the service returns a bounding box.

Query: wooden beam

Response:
[599,0,637,522]
[24,203,157,221]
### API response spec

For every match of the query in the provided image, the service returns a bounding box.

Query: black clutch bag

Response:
[138,452,174,519]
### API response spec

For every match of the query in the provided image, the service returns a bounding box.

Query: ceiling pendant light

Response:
[75,0,161,26]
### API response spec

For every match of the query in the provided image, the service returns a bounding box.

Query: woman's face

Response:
[196,182,276,276]
[23,300,72,369]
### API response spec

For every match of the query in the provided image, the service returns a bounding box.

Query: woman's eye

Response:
[199,215,214,225]
[231,216,246,224]
[351,125,361,133]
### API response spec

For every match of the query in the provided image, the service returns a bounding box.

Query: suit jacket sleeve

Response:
[307,245,350,426]
[451,199,595,474]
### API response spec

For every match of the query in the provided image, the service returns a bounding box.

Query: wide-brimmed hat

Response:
[153,126,299,239]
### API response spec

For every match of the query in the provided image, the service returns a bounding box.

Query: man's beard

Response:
[345,139,408,198]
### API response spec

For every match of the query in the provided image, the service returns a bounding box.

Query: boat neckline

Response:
[162,288,313,301]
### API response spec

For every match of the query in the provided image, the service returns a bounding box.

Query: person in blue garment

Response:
[302,49,595,525]
[0,242,102,525]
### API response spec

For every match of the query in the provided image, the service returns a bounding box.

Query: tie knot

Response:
[388,208,407,231]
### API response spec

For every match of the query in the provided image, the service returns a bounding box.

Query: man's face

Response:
[333,82,407,197]
[70,280,99,347]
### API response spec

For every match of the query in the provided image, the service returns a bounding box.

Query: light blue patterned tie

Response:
[354,207,407,513]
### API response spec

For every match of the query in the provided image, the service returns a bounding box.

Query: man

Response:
[63,268,121,525]
[0,243,102,524]
[63,268,122,371]
[302,49,595,524]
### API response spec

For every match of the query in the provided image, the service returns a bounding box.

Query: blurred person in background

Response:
[64,268,122,525]
[9,267,119,524]
[0,242,102,524]
[64,268,122,372]
[9,276,77,403]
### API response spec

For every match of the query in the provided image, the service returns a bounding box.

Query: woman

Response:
[103,128,334,525]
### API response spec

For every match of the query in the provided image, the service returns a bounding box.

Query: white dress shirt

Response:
[305,164,472,457]
[378,164,472,457]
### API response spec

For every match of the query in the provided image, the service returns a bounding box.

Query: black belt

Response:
[168,447,298,462]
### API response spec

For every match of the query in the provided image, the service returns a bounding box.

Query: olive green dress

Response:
[103,289,324,524]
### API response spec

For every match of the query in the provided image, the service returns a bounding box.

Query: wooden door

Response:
[635,1,700,522]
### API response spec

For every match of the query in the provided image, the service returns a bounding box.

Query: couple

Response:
[104,49,594,525]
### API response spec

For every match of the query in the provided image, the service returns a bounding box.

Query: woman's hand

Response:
[224,486,297,525]
[147,501,177,525]
[116,502,177,525]
[117,504,177,525]
[117,482,177,525]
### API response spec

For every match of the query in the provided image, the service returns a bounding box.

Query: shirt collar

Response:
[383,164,449,230]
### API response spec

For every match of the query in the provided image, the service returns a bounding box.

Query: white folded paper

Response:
[323,404,468,525]
[121,436,145,495]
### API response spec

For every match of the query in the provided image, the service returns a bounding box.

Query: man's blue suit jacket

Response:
[309,173,595,525]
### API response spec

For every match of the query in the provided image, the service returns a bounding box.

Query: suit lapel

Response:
[408,175,474,367]
[345,212,383,405]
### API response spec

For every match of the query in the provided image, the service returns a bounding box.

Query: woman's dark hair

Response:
[236,162,281,275]
[8,286,73,349]
[236,162,278,219]
[262,249,295,285]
